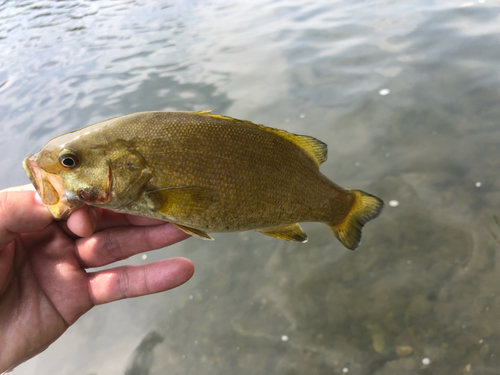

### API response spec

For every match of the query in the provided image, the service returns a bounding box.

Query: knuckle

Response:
[119,269,131,299]
[103,232,126,261]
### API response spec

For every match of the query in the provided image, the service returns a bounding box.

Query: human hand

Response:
[0,185,194,372]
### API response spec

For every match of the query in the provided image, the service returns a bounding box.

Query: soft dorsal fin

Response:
[264,129,327,167]
[195,111,328,168]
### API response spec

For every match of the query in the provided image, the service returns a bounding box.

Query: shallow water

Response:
[2,0,500,374]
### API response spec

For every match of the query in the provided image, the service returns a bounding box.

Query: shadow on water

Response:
[125,331,165,375]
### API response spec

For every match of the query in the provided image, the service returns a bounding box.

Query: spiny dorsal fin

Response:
[196,111,328,168]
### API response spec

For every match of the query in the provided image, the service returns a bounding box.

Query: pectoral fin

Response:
[256,223,308,243]
[147,186,216,217]
[173,223,214,241]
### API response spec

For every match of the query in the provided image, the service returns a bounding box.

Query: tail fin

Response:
[329,190,384,250]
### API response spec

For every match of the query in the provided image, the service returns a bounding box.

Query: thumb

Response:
[0,186,53,250]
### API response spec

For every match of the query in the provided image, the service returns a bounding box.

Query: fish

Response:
[23,111,383,250]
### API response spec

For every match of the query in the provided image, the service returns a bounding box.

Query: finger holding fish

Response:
[75,221,190,268]
[65,206,102,238]
[94,209,175,232]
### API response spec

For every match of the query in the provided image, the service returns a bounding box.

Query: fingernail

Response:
[34,192,44,205]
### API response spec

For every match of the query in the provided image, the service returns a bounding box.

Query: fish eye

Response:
[59,152,79,168]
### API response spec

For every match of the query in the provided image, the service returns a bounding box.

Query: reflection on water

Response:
[2,0,500,374]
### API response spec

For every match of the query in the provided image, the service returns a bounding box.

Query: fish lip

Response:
[22,154,60,205]
[22,155,40,192]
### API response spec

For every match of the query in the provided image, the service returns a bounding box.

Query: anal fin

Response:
[256,223,308,243]
[173,223,214,241]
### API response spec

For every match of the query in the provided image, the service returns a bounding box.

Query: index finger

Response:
[66,207,171,237]
[95,209,169,231]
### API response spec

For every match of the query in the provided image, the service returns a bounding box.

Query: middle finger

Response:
[74,222,190,268]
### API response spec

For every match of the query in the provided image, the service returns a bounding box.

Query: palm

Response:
[0,188,193,372]
[2,225,87,363]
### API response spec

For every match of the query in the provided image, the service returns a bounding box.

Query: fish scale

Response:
[23,111,383,249]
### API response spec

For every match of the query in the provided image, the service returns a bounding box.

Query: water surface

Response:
[1,0,500,374]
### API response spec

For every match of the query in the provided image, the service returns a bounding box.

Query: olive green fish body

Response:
[23,111,383,249]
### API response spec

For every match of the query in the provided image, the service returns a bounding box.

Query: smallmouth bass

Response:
[23,111,383,249]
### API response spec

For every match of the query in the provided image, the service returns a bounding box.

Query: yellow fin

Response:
[173,223,214,241]
[196,111,327,167]
[329,190,384,250]
[196,111,246,124]
[146,186,215,217]
[256,223,308,243]
[268,130,327,167]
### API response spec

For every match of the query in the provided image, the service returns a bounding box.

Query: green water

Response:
[1,0,500,374]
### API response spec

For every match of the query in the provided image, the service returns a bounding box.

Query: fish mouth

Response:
[22,155,83,220]
[23,155,60,205]
[23,155,41,195]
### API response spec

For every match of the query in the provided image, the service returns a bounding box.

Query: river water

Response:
[1,0,500,374]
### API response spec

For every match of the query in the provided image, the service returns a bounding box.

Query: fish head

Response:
[23,126,154,220]
[23,133,112,220]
